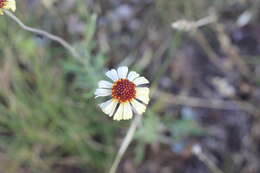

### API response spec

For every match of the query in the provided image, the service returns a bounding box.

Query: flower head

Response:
[0,0,16,15]
[95,66,150,121]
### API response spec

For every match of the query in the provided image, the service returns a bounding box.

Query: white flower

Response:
[95,66,150,121]
[0,0,16,15]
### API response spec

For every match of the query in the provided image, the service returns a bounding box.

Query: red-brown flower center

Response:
[0,0,7,8]
[112,79,136,102]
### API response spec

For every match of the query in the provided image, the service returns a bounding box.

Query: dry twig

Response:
[4,10,80,59]
[155,91,258,116]
[192,144,224,173]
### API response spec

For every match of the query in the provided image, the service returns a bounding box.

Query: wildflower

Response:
[0,0,16,15]
[95,66,150,121]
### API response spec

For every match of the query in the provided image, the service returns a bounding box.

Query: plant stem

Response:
[109,115,142,173]
[192,145,224,173]
[4,10,80,59]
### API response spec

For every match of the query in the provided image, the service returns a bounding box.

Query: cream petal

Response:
[136,87,149,96]
[136,88,149,104]
[122,102,133,120]
[98,80,113,88]
[117,66,128,79]
[113,103,124,121]
[127,71,140,81]
[133,77,149,86]
[94,88,112,98]
[99,99,112,110]
[99,99,118,117]
[7,0,16,3]
[105,69,118,81]
[6,0,16,11]
[131,99,147,115]
[136,95,149,104]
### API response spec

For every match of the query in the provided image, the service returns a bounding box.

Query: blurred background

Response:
[0,0,260,172]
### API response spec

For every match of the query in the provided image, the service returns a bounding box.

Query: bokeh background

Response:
[0,0,260,172]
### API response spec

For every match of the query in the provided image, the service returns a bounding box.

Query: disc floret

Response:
[112,79,136,103]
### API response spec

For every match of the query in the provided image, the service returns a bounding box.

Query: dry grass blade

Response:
[155,91,259,116]
[4,10,80,59]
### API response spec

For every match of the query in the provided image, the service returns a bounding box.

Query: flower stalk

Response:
[109,115,142,173]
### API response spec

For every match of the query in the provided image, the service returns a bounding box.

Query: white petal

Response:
[113,104,124,121]
[94,88,112,98]
[99,99,118,117]
[136,87,150,104]
[127,71,140,81]
[136,87,149,96]
[6,0,16,11]
[117,66,128,79]
[133,77,149,86]
[136,95,149,104]
[122,102,133,120]
[105,69,119,81]
[131,99,147,115]
[98,80,113,88]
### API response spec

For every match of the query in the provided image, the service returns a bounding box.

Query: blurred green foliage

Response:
[0,4,120,173]
[0,0,207,172]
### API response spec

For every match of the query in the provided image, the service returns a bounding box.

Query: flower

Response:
[95,66,150,121]
[0,0,16,15]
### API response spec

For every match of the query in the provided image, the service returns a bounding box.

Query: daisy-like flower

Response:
[0,0,16,15]
[95,66,150,121]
